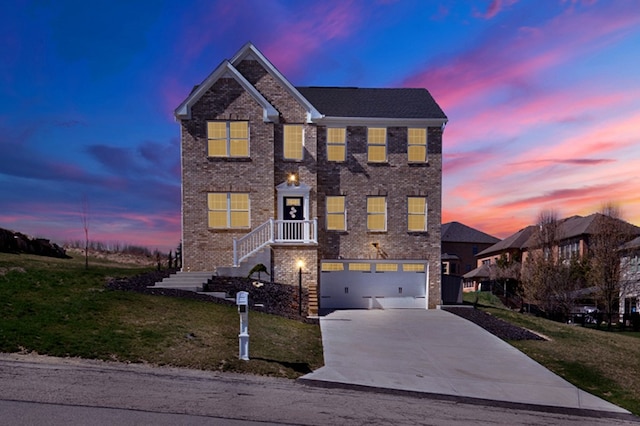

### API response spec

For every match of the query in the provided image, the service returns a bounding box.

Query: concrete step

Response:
[152,271,215,292]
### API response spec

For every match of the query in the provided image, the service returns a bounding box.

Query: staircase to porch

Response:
[233,218,317,267]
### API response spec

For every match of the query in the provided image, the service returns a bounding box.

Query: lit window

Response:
[284,125,303,160]
[367,127,386,162]
[322,262,344,271]
[367,196,386,231]
[326,196,346,231]
[327,128,346,161]
[408,128,427,162]
[407,197,427,231]
[207,193,249,228]
[376,263,398,272]
[349,263,371,271]
[403,263,425,272]
[207,121,249,157]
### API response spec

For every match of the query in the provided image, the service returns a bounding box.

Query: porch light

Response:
[287,173,299,186]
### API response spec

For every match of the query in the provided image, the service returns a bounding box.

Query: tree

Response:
[588,203,639,328]
[521,210,579,321]
[81,196,90,269]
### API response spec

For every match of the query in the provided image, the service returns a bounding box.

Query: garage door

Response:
[320,260,428,309]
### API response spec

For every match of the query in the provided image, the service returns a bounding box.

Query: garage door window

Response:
[349,263,371,272]
[403,264,425,272]
[322,262,344,271]
[376,263,398,272]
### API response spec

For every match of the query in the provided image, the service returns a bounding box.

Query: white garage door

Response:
[320,260,428,309]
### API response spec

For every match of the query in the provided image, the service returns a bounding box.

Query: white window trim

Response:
[209,192,250,229]
[326,195,347,231]
[283,124,304,161]
[408,197,428,231]
[327,127,346,162]
[367,127,387,163]
[207,121,250,158]
[367,196,387,232]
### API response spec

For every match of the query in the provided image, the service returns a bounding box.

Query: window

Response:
[407,128,427,162]
[349,263,371,271]
[207,193,249,228]
[326,196,346,231]
[367,127,386,162]
[376,263,398,272]
[367,196,386,231]
[284,125,303,160]
[322,262,344,271]
[326,127,346,161]
[403,263,425,272]
[407,197,427,231]
[207,121,249,157]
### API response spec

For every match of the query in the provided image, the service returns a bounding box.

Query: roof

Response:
[297,86,447,121]
[441,222,500,244]
[463,264,491,279]
[477,226,536,257]
[620,236,640,251]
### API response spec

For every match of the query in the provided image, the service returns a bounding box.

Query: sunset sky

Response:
[2,0,639,252]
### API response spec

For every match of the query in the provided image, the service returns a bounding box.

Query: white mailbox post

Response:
[236,291,249,361]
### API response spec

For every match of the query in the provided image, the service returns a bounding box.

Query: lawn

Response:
[482,305,640,415]
[0,252,323,378]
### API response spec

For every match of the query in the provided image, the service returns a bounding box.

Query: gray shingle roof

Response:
[441,222,500,244]
[296,87,447,120]
[477,226,536,257]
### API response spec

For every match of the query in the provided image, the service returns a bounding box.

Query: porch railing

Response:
[233,218,317,267]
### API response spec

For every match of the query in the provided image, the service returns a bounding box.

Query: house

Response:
[174,43,447,313]
[619,236,640,320]
[469,214,640,309]
[463,226,535,292]
[441,221,500,275]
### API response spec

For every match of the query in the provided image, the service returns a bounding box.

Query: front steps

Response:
[153,271,215,292]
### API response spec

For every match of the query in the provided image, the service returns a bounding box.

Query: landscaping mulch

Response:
[443,306,545,341]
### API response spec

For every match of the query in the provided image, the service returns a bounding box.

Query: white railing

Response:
[233,218,317,267]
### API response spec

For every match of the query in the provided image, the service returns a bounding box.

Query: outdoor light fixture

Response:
[287,172,299,186]
[297,260,304,316]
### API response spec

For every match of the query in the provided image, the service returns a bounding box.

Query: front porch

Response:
[233,218,318,267]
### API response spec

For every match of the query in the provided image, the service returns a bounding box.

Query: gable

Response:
[175,60,278,122]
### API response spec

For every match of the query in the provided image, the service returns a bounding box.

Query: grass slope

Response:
[0,253,323,378]
[484,307,640,415]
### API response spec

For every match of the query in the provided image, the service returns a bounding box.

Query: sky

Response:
[1,0,640,252]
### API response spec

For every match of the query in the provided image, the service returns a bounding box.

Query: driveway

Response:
[300,309,629,415]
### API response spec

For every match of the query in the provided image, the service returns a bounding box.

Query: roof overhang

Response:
[174,60,279,122]
[313,116,448,128]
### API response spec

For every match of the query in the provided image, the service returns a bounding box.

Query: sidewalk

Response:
[300,309,629,415]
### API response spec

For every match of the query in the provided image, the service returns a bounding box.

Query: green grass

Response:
[462,290,507,309]
[0,252,323,378]
[483,306,640,415]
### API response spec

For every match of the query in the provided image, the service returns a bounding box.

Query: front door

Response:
[283,196,303,239]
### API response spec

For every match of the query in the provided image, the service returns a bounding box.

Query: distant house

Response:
[441,222,499,275]
[619,236,640,319]
[174,42,447,313]
[469,214,640,306]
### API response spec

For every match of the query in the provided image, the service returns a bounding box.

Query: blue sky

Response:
[2,0,640,251]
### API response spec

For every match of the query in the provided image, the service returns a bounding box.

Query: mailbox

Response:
[236,291,249,360]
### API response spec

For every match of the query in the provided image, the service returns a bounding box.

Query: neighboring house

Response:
[174,43,447,314]
[619,236,640,318]
[470,214,640,304]
[463,226,535,293]
[441,221,500,275]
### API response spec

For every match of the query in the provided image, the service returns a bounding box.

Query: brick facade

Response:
[177,43,446,312]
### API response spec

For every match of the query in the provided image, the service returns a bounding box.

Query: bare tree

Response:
[81,196,90,269]
[588,203,639,328]
[521,210,578,320]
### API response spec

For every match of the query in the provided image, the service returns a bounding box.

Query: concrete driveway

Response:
[300,309,629,415]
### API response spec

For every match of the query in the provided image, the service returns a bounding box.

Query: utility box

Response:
[236,291,249,360]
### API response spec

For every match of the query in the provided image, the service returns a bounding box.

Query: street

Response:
[0,353,637,425]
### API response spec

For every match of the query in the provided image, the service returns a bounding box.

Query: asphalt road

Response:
[0,353,638,425]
